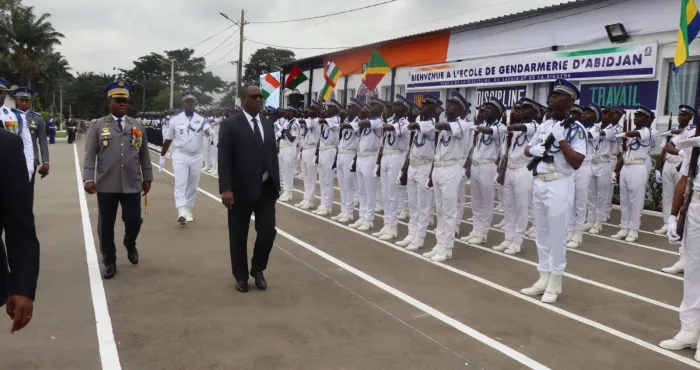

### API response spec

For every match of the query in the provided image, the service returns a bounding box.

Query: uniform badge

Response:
[30,130,35,135]
[4,120,18,134]
[101,127,110,136]
[578,130,585,139]
[103,140,109,147]
[106,116,113,123]
[127,118,133,124]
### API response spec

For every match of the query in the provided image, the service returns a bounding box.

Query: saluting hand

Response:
[222,190,234,209]
[84,181,96,194]
[142,181,152,196]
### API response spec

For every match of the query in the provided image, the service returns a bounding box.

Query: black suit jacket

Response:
[218,112,281,203]
[0,129,40,303]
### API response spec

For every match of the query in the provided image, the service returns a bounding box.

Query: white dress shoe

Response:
[185,207,194,223]
[202,165,212,172]
[659,330,699,350]
[460,231,476,242]
[315,206,331,216]
[431,247,452,262]
[301,202,314,210]
[493,220,505,229]
[525,226,536,238]
[492,239,512,252]
[294,200,307,208]
[423,245,441,258]
[566,231,574,242]
[375,203,384,213]
[372,225,389,237]
[349,218,365,229]
[504,242,523,255]
[611,228,629,240]
[406,237,425,251]
[654,224,668,235]
[566,230,582,249]
[541,274,563,303]
[177,207,187,226]
[624,229,638,243]
[338,215,355,224]
[331,213,345,221]
[467,232,487,245]
[583,221,595,231]
[662,255,685,274]
[358,221,374,232]
[379,226,398,241]
[396,235,415,247]
[589,221,603,234]
[521,272,550,296]
[398,210,409,221]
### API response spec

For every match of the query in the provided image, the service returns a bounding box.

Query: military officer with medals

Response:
[0,78,34,180]
[160,92,210,225]
[13,87,50,206]
[83,81,153,279]
[521,79,587,304]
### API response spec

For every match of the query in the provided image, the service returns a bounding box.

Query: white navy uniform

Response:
[502,121,537,247]
[300,118,320,204]
[586,122,621,226]
[618,126,654,233]
[379,116,410,230]
[207,116,221,170]
[352,117,383,225]
[337,117,360,219]
[470,120,507,238]
[568,122,600,236]
[529,118,587,277]
[404,119,436,245]
[279,117,300,200]
[0,105,33,179]
[202,116,212,170]
[165,112,209,210]
[455,117,474,232]
[662,126,690,224]
[427,119,469,259]
[318,115,340,211]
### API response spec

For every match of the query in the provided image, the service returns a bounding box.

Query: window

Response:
[347,89,356,102]
[382,86,391,101]
[666,61,700,114]
[534,83,551,106]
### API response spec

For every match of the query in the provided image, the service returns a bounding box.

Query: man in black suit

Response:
[0,129,40,332]
[218,85,281,293]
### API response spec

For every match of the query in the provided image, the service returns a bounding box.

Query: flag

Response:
[362,49,391,92]
[261,73,280,100]
[284,64,308,90]
[674,0,700,70]
[320,59,342,101]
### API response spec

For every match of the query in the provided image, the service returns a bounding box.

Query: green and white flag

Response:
[261,73,281,100]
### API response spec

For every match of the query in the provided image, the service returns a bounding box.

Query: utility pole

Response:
[52,89,55,116]
[170,60,175,110]
[238,9,245,98]
[59,83,63,129]
[142,73,146,112]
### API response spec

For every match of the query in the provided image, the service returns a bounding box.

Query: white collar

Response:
[243,110,260,123]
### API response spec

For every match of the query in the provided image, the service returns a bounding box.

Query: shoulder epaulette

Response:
[91,119,97,123]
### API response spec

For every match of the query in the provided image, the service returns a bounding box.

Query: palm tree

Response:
[35,51,71,111]
[0,5,64,87]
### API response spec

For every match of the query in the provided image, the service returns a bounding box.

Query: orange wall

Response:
[323,31,450,75]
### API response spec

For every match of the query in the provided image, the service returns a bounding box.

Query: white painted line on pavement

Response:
[153,159,698,369]
[73,144,122,370]
[154,164,550,370]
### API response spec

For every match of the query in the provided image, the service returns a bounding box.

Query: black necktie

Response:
[252,117,262,145]
[117,118,123,132]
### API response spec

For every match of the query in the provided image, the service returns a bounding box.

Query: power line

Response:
[248,0,397,24]
[205,41,241,70]
[198,27,239,58]
[189,24,236,48]
[246,38,351,50]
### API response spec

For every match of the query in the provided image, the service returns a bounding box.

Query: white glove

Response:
[461,168,468,180]
[667,215,681,244]
[611,171,617,184]
[654,170,663,184]
[615,132,626,138]
[424,179,432,191]
[296,152,302,162]
[396,173,403,185]
[529,144,546,158]
[493,174,499,186]
[551,123,565,142]
[159,156,166,172]
[678,136,700,149]
[373,164,380,178]
[467,125,477,131]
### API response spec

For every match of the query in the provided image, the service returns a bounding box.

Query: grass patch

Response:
[55,131,67,138]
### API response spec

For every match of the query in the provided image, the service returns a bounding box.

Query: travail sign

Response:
[578,81,659,110]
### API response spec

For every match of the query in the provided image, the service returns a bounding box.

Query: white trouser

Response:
[605,160,617,219]
[407,164,434,238]
[353,172,359,198]
[503,167,533,245]
[470,163,497,235]
[533,176,574,276]
[400,186,408,212]
[619,164,648,230]
[587,159,615,223]
[318,149,337,209]
[376,176,382,203]
[302,149,317,201]
[209,137,218,166]
[337,153,356,215]
[381,154,404,227]
[202,136,211,167]
[434,164,461,249]
[173,150,203,209]
[356,156,377,221]
[279,146,297,196]
[568,161,592,232]
[681,196,700,331]
[455,160,467,230]
[662,160,683,223]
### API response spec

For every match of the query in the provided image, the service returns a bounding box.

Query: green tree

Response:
[242,47,295,86]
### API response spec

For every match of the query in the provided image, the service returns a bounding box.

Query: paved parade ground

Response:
[1,141,699,369]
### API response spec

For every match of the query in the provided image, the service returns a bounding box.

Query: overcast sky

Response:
[24,0,573,84]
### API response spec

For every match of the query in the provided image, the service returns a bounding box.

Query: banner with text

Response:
[407,43,657,89]
[579,81,659,110]
[476,86,526,109]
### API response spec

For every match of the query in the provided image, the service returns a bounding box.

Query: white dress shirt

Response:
[0,105,34,179]
[241,110,268,181]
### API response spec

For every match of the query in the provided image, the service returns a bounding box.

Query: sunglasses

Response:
[248,94,264,100]
[113,98,129,104]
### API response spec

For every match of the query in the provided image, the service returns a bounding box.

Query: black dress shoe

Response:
[252,272,267,291]
[127,249,139,265]
[235,280,249,293]
[102,263,117,279]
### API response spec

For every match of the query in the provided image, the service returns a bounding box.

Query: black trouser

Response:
[29,168,36,209]
[97,192,142,265]
[67,129,76,143]
[227,181,277,282]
